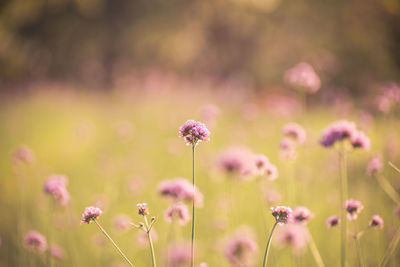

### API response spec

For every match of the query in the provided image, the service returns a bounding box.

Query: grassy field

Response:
[0,86,399,267]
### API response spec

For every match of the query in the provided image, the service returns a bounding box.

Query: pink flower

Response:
[43,174,70,206]
[274,224,310,255]
[137,203,149,216]
[369,215,384,229]
[136,229,158,247]
[292,207,314,224]
[24,231,47,253]
[282,123,306,144]
[179,120,210,146]
[284,62,321,93]
[345,199,364,220]
[350,130,370,150]
[326,215,340,228]
[164,203,190,226]
[112,214,132,231]
[165,241,191,267]
[279,138,297,161]
[224,228,258,267]
[217,147,254,179]
[158,178,203,207]
[81,206,102,224]
[319,120,357,148]
[366,156,383,176]
[271,206,293,225]
[50,244,65,260]
[12,145,35,165]
[253,154,278,180]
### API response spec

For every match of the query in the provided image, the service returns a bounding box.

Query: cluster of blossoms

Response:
[271,206,293,225]
[81,206,102,224]
[179,120,210,146]
[43,174,70,206]
[218,147,278,180]
[292,206,314,224]
[137,203,149,216]
[274,223,310,255]
[158,178,203,206]
[224,228,258,267]
[376,82,400,114]
[366,156,383,176]
[12,145,35,165]
[164,202,190,226]
[319,120,370,150]
[369,215,384,229]
[280,122,306,160]
[24,230,47,253]
[345,199,364,220]
[284,62,321,93]
[326,215,340,228]
[50,244,65,260]
[165,241,192,267]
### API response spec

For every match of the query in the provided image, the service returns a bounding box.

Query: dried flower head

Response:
[271,206,293,224]
[345,199,364,220]
[137,203,149,216]
[80,206,102,224]
[24,230,47,253]
[179,120,210,146]
[326,215,340,228]
[369,215,384,229]
[282,123,306,144]
[292,207,314,224]
[164,203,190,226]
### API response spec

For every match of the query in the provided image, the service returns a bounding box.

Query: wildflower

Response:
[279,138,297,160]
[224,228,258,267]
[345,199,364,220]
[282,123,306,144]
[136,229,158,247]
[137,203,149,216]
[326,215,340,228]
[274,224,310,255]
[50,244,65,260]
[164,203,190,226]
[12,145,35,165]
[319,120,357,148]
[366,156,383,176]
[81,206,102,224]
[292,207,314,224]
[158,178,203,206]
[113,214,132,231]
[165,241,191,267]
[369,215,384,229]
[179,120,210,146]
[217,147,255,178]
[350,130,370,150]
[24,231,47,253]
[43,174,70,206]
[284,62,321,93]
[253,154,278,180]
[271,206,293,225]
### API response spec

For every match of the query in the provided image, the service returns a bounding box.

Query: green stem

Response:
[339,143,348,267]
[144,216,157,267]
[191,145,196,267]
[262,221,278,267]
[354,236,365,267]
[93,219,134,267]
[376,175,400,205]
[308,231,325,267]
[379,225,400,267]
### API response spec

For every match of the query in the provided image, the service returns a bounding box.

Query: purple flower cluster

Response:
[319,120,370,150]
[137,203,149,216]
[164,202,190,225]
[366,156,383,176]
[224,228,258,267]
[43,174,70,206]
[165,241,191,267]
[282,123,306,144]
[369,215,384,229]
[81,206,102,224]
[24,230,47,253]
[376,82,400,114]
[292,206,314,224]
[158,178,203,207]
[271,206,293,225]
[12,145,35,165]
[253,154,278,180]
[345,199,364,220]
[275,223,310,255]
[179,120,210,146]
[326,215,340,228]
[284,62,321,93]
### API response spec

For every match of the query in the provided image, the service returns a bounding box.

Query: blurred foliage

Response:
[0,0,400,94]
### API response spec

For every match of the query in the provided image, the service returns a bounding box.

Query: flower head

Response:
[271,206,293,224]
[217,147,255,179]
[350,130,370,150]
[224,227,258,267]
[24,230,47,253]
[179,120,210,146]
[80,206,102,224]
[367,156,384,176]
[369,215,384,229]
[12,145,35,165]
[319,120,357,148]
[253,154,278,180]
[165,241,191,267]
[137,203,149,216]
[292,207,314,224]
[164,202,190,226]
[43,174,70,206]
[345,199,364,220]
[326,215,340,228]
[50,244,65,260]
[274,223,310,255]
[158,178,203,207]
[279,138,297,161]
[284,62,321,93]
[282,123,306,144]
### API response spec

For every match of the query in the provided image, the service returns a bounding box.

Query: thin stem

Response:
[190,145,196,267]
[339,143,348,267]
[308,230,325,267]
[262,221,278,267]
[354,236,365,267]
[376,175,400,204]
[388,162,400,174]
[144,216,157,267]
[93,220,134,267]
[379,225,400,267]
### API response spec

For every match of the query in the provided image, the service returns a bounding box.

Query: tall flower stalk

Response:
[81,206,134,267]
[339,142,348,267]
[179,120,210,267]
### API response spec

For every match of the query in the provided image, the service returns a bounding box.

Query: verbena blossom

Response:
[224,228,258,267]
[366,156,383,176]
[350,131,370,150]
[271,206,293,225]
[81,206,102,224]
[282,123,306,144]
[274,223,310,255]
[326,215,340,228]
[158,178,203,206]
[279,138,297,160]
[24,230,47,253]
[217,147,255,178]
[164,202,190,226]
[253,154,278,180]
[50,244,65,260]
[284,62,321,93]
[12,145,35,165]
[376,82,400,114]
[292,207,314,224]
[43,174,70,206]
[179,120,210,146]
[165,241,191,267]
[137,203,149,216]
[369,215,384,229]
[136,229,158,247]
[345,199,364,220]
